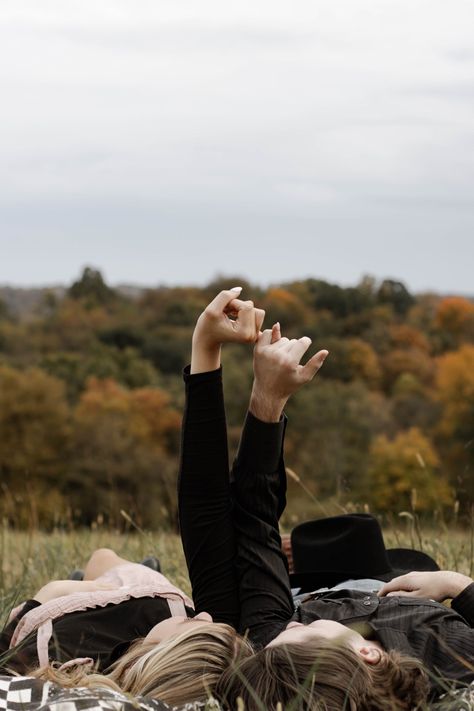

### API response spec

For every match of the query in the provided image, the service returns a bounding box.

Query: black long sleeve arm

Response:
[231,412,294,648]
[178,367,239,628]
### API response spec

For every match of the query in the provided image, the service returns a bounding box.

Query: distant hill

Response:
[0,286,65,319]
[0,284,145,319]
[1,280,472,321]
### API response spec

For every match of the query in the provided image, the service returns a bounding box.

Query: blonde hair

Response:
[33,623,253,707]
[215,640,430,710]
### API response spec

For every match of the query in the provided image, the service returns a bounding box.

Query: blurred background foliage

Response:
[0,267,473,529]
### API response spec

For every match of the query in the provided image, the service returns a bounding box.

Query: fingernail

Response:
[230,286,242,293]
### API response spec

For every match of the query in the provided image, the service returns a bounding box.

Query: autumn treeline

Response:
[0,268,473,528]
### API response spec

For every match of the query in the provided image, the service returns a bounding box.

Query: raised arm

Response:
[232,327,328,647]
[178,288,264,627]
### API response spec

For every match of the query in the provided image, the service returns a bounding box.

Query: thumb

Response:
[302,350,329,380]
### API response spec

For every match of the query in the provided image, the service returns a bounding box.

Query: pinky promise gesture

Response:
[191,288,265,374]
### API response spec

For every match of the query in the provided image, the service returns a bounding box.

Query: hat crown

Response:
[291,513,391,578]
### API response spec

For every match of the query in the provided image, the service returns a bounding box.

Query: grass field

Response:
[0,526,191,625]
[1,520,473,710]
[1,517,472,625]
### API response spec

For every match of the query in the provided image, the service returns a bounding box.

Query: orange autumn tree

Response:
[364,428,452,513]
[435,344,474,500]
[435,296,474,349]
[71,378,181,527]
[379,324,434,394]
[0,365,70,525]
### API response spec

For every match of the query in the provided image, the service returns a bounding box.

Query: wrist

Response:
[249,387,286,423]
[447,572,473,598]
[191,330,222,373]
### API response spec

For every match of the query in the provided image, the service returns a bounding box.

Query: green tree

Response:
[68,267,117,306]
[284,380,392,500]
[377,279,414,316]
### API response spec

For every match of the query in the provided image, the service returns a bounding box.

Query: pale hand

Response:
[249,325,328,421]
[378,570,473,602]
[34,579,116,604]
[191,288,265,373]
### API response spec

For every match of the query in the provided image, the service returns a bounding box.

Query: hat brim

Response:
[290,548,439,593]
[387,548,439,573]
[289,569,394,592]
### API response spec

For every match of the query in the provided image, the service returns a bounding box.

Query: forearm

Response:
[231,411,294,644]
[178,367,239,627]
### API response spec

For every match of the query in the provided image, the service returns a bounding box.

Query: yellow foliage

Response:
[435,344,474,440]
[0,365,70,481]
[435,297,474,337]
[366,428,452,512]
[75,378,181,450]
[436,345,474,406]
[381,348,434,391]
[346,339,381,386]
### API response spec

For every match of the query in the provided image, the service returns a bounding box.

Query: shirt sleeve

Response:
[451,581,474,626]
[231,411,294,648]
[178,366,239,628]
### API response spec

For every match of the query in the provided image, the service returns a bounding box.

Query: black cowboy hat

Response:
[289,513,439,592]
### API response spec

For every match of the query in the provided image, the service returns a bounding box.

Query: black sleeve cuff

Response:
[451,581,474,625]
[234,411,287,474]
[183,364,222,383]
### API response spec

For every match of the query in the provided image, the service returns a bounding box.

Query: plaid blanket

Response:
[1,675,473,711]
[0,676,219,711]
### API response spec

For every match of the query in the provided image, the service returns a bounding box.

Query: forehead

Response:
[267,624,315,648]
[267,619,352,648]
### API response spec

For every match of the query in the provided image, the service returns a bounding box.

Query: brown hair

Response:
[215,640,430,710]
[33,623,253,707]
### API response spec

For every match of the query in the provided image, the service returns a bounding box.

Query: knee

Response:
[87,547,118,567]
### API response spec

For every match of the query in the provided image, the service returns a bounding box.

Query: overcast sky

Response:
[1,0,473,293]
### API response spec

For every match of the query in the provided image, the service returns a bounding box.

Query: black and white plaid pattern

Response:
[0,677,219,711]
[0,676,52,711]
[2,676,472,711]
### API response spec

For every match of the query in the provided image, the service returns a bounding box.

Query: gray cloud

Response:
[0,0,473,293]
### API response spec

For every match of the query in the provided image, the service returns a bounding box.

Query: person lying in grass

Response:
[182,288,474,710]
[0,546,253,707]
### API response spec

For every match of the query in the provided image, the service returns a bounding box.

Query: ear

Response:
[357,645,382,666]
